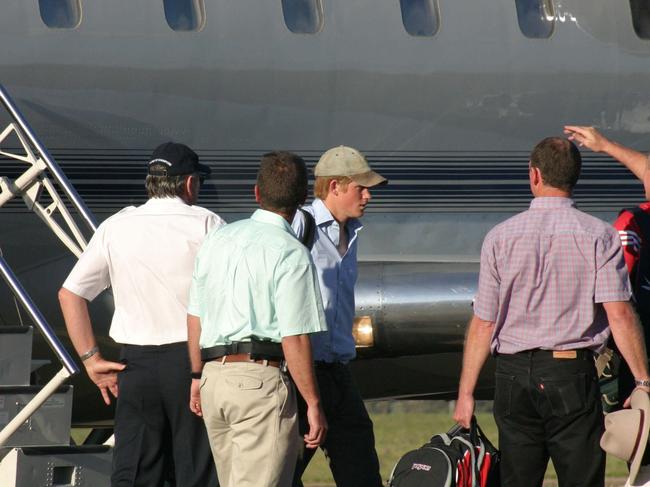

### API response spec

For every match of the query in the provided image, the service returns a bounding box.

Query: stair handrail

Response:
[0,84,95,446]
[0,84,97,233]
[0,254,80,447]
[0,257,78,375]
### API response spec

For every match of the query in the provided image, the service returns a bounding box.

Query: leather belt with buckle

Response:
[212,353,282,368]
[507,349,593,360]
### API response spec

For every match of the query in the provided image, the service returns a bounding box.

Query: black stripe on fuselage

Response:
[0,150,644,214]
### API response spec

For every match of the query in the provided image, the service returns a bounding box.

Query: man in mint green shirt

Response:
[186,151,328,487]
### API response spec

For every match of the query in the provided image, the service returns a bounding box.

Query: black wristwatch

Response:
[191,372,202,380]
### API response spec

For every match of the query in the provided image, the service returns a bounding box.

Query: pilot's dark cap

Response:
[148,142,211,178]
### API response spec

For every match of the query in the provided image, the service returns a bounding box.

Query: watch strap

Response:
[80,346,99,362]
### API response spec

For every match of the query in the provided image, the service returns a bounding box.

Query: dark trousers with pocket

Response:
[112,342,219,487]
[493,350,605,487]
[292,362,382,487]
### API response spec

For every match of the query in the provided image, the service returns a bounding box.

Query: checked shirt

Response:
[474,197,631,354]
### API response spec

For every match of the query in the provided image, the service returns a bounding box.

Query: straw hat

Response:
[601,389,650,486]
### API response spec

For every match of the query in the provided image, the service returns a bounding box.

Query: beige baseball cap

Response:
[314,146,387,187]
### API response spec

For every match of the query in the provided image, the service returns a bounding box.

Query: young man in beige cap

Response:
[291,145,386,487]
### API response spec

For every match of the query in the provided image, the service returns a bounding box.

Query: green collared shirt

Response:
[188,209,327,348]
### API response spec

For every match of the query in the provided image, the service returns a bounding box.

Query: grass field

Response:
[301,401,629,486]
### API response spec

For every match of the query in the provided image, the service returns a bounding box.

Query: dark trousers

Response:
[112,342,219,487]
[292,362,382,487]
[618,358,636,404]
[494,351,604,487]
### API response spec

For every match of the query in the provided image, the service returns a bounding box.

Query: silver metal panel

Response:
[0,446,111,487]
[356,262,476,355]
[0,328,32,386]
[0,387,72,447]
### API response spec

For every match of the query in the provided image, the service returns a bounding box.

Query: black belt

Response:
[201,340,283,362]
[122,341,187,352]
[315,361,346,369]
[500,349,594,360]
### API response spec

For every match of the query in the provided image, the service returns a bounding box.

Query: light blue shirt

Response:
[292,198,363,362]
[189,209,327,348]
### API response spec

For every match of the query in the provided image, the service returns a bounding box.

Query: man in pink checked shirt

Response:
[454,136,650,487]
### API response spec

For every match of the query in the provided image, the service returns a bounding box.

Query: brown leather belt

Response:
[212,353,282,368]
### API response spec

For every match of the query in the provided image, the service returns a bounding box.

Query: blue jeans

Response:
[494,350,604,487]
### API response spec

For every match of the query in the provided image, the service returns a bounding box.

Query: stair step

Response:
[0,445,111,487]
[0,327,32,386]
[0,386,73,448]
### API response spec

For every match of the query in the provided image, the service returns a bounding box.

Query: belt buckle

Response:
[552,350,577,359]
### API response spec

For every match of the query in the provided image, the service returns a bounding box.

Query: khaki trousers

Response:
[200,361,299,487]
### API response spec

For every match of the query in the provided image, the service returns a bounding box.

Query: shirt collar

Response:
[312,198,363,234]
[530,196,576,210]
[144,196,187,207]
[251,209,294,234]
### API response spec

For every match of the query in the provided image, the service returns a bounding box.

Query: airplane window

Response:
[281,0,323,34]
[400,0,439,37]
[163,0,205,32]
[38,0,81,29]
[514,0,554,38]
[630,0,650,39]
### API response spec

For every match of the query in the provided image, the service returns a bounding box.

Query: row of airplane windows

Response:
[40,0,650,39]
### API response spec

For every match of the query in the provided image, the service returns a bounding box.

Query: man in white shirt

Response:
[58,142,224,487]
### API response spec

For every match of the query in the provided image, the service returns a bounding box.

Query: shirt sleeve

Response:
[613,209,641,276]
[274,252,327,337]
[594,229,632,303]
[473,233,500,323]
[61,224,110,301]
[291,209,305,240]
[187,242,207,317]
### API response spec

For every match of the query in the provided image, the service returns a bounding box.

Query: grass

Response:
[301,401,629,485]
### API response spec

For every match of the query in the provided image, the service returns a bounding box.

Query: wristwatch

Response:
[635,378,650,387]
[190,371,202,380]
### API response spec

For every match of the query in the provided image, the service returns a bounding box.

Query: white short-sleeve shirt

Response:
[63,197,225,345]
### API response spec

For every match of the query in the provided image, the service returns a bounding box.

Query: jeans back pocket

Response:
[539,373,588,417]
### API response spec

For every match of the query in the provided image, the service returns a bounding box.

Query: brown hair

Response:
[313,176,352,200]
[530,137,581,192]
[145,172,188,198]
[257,151,308,213]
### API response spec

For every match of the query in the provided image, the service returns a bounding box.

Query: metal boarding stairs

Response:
[0,84,112,486]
